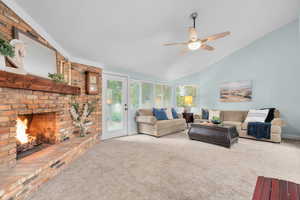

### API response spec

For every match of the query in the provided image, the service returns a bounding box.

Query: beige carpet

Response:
[29,132,300,200]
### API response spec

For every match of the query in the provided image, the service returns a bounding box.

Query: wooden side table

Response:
[182,112,194,127]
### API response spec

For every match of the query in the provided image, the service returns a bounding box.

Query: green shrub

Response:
[111,112,122,122]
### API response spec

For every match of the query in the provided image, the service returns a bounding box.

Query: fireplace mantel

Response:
[0,70,80,95]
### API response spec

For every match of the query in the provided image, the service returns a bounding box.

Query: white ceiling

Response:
[13,0,300,81]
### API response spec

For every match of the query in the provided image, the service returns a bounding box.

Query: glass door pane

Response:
[106,80,123,131]
[102,74,128,140]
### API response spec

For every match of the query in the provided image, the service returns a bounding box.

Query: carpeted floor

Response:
[29,132,300,200]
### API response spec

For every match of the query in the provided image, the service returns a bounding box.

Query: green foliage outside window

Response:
[155,84,172,108]
[176,85,197,107]
[107,80,122,104]
[141,82,154,108]
[107,80,122,122]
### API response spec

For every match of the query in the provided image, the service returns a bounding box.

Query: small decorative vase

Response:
[79,126,87,137]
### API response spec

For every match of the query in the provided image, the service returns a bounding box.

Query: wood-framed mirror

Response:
[11,27,58,79]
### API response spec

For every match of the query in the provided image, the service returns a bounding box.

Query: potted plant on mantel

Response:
[0,35,15,67]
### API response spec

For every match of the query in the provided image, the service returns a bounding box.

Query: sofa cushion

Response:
[136,116,157,124]
[153,108,168,120]
[209,110,220,121]
[202,108,209,120]
[245,109,269,123]
[171,108,179,119]
[223,121,242,129]
[165,108,173,120]
[138,109,153,116]
[156,119,185,129]
[260,108,275,122]
[222,111,248,122]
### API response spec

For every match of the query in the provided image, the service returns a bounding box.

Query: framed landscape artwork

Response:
[220,80,252,102]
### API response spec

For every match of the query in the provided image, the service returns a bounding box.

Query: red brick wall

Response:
[0,2,102,169]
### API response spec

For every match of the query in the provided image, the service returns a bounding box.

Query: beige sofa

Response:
[194,110,284,143]
[136,109,186,137]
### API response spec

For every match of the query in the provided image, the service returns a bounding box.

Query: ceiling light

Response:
[188,41,201,51]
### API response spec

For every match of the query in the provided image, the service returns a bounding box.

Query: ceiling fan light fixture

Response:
[188,41,201,51]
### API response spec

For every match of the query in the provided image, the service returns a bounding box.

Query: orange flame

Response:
[16,118,29,144]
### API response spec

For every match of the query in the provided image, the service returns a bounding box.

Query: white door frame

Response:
[102,72,129,140]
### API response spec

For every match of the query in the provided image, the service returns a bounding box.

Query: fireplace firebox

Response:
[16,112,57,159]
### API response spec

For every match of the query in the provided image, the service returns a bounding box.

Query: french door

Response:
[102,74,128,140]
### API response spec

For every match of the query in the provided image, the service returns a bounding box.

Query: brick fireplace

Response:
[0,2,102,199]
[0,66,102,200]
[0,88,73,169]
[0,64,102,169]
[16,112,57,160]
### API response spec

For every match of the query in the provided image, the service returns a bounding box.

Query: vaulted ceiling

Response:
[13,0,300,80]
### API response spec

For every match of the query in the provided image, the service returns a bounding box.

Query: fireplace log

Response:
[0,70,80,95]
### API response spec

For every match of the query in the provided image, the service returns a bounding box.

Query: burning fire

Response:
[16,118,29,144]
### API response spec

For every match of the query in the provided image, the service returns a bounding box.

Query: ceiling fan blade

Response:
[200,31,230,43]
[163,42,187,46]
[201,44,214,51]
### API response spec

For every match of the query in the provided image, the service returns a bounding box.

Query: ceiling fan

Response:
[164,12,230,51]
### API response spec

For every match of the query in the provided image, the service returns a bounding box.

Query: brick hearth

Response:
[0,133,98,200]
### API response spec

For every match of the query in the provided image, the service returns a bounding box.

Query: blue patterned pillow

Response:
[153,108,168,120]
[171,108,179,119]
[202,108,209,120]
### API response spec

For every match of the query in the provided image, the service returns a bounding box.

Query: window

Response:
[163,85,172,107]
[176,85,197,107]
[129,82,140,109]
[130,81,173,109]
[155,84,163,108]
[141,82,154,108]
[155,84,172,108]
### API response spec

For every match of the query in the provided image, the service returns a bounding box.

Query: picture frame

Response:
[86,71,99,95]
[59,60,72,85]
[220,80,253,102]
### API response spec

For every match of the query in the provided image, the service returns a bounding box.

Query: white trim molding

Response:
[2,0,104,69]
[71,57,104,68]
[282,134,300,141]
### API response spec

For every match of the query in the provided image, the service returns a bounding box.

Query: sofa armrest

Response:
[194,114,202,119]
[271,118,285,127]
[136,116,157,125]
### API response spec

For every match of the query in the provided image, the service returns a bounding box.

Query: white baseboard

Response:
[282,134,300,140]
[128,132,138,136]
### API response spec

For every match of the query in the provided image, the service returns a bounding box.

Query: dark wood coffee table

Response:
[187,123,239,148]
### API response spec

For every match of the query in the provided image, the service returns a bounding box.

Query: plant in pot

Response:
[211,116,222,124]
[48,73,65,83]
[0,36,15,67]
